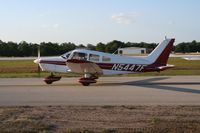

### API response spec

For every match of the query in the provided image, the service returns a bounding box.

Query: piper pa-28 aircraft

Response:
[34,38,175,86]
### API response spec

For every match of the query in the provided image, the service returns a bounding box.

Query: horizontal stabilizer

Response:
[156,64,174,71]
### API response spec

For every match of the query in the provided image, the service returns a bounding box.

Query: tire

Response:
[45,81,53,84]
[82,82,90,86]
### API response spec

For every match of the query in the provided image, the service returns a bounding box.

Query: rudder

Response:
[146,38,175,66]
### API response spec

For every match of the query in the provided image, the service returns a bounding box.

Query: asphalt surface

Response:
[0,76,200,106]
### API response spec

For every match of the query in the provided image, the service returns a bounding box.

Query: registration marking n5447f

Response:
[112,64,146,72]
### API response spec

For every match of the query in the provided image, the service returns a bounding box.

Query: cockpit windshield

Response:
[61,51,72,59]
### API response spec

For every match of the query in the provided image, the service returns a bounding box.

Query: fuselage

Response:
[34,38,175,75]
[34,49,153,75]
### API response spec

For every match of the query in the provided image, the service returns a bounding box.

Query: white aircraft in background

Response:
[183,56,200,60]
[34,38,175,86]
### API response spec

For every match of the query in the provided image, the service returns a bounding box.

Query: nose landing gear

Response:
[43,73,61,84]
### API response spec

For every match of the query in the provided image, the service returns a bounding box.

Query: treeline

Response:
[0,39,199,57]
[174,40,200,53]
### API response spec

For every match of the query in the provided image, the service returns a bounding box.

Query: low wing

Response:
[66,59,103,74]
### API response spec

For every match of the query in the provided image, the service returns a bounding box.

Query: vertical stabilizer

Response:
[146,38,175,66]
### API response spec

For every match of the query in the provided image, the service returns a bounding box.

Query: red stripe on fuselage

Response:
[67,59,159,72]
[40,60,66,65]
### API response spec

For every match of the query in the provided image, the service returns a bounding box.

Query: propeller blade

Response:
[37,64,41,77]
[37,45,41,77]
[38,45,40,59]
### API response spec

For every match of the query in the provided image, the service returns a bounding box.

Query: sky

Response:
[0,0,200,45]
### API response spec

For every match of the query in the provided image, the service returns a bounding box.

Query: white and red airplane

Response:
[34,38,175,86]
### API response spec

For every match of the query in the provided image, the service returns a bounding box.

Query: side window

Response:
[89,54,100,62]
[66,53,70,59]
[102,56,111,62]
[72,52,87,60]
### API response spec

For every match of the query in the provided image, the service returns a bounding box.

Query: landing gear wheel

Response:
[45,81,53,84]
[79,77,97,86]
[43,75,61,84]
[81,82,90,86]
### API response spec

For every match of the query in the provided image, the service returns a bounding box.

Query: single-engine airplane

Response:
[34,38,175,86]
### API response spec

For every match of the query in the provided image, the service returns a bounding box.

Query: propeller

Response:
[37,45,41,77]
[38,44,40,59]
[34,45,41,77]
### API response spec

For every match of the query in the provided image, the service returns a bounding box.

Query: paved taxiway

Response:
[0,76,200,106]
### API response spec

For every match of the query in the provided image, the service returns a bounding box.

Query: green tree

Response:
[175,43,185,53]
[77,44,86,49]
[0,40,5,56]
[18,41,31,56]
[40,42,60,56]
[6,41,19,56]
[60,42,76,54]
[29,43,39,56]
[105,40,124,53]
[96,42,106,52]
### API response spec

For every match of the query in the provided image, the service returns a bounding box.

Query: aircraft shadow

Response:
[97,77,200,94]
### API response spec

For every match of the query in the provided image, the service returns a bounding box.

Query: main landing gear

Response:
[43,73,98,86]
[79,74,98,86]
[43,73,61,84]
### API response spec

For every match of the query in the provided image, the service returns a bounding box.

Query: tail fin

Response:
[146,38,175,66]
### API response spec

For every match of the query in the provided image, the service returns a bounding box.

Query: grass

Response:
[0,60,37,73]
[0,60,80,78]
[0,107,55,133]
[1,106,200,133]
[0,57,200,78]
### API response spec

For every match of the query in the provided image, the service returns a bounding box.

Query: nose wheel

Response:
[43,74,61,84]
